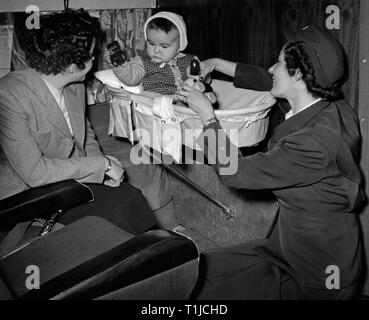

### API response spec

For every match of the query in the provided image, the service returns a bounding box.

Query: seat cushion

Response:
[0,216,133,299]
[0,277,13,300]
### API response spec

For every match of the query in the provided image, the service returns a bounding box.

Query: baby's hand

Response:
[104,49,113,67]
[124,44,136,61]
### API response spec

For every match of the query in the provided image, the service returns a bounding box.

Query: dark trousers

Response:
[59,183,157,235]
[193,241,358,300]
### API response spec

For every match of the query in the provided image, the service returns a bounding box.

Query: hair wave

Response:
[25,9,100,75]
[284,42,341,100]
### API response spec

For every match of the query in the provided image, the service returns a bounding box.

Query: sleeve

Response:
[0,89,106,188]
[234,63,273,91]
[76,82,103,158]
[201,122,329,190]
[84,118,104,157]
[112,55,145,86]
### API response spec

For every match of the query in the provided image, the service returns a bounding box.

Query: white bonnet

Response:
[144,11,188,51]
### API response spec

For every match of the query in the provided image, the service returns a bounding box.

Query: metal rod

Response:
[132,107,237,218]
[162,163,236,219]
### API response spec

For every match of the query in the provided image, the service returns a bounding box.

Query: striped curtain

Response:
[95,8,152,70]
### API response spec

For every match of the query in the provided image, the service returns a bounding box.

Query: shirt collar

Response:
[285,98,322,120]
[41,77,64,104]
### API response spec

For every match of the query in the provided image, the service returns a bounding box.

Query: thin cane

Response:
[141,144,236,219]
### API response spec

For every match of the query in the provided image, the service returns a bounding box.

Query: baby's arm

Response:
[104,50,145,86]
[112,56,145,86]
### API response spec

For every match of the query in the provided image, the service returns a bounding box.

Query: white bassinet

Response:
[107,79,276,158]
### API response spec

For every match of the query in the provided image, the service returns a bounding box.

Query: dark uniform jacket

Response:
[204,63,364,289]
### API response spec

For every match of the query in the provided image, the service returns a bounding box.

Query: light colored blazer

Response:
[0,68,106,200]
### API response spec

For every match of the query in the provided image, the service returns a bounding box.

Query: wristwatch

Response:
[104,156,112,173]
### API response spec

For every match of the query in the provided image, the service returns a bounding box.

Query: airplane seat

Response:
[0,180,199,300]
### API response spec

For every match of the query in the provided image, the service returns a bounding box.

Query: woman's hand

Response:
[103,155,124,187]
[177,85,215,124]
[201,58,237,79]
[200,58,218,80]
[183,78,206,92]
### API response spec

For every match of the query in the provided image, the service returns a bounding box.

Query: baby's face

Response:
[146,27,180,63]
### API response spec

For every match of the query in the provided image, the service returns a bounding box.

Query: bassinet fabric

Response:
[108,80,276,160]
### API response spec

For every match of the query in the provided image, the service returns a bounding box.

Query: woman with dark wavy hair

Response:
[25,9,100,75]
[178,26,364,299]
[0,9,158,234]
[283,41,341,101]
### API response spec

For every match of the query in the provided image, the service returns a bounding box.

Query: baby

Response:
[104,11,200,97]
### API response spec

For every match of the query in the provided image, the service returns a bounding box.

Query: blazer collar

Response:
[269,99,330,146]
[25,69,84,144]
[63,84,85,147]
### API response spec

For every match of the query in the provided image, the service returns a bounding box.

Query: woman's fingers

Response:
[177,85,191,103]
[103,178,121,187]
[176,95,187,104]
[179,85,212,115]
[178,84,194,96]
[200,60,215,79]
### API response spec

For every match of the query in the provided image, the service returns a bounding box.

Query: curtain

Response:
[87,9,151,104]
[158,0,360,112]
[92,8,151,70]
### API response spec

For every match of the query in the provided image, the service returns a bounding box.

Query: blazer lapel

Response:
[26,69,73,138]
[64,85,86,149]
[268,100,330,148]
